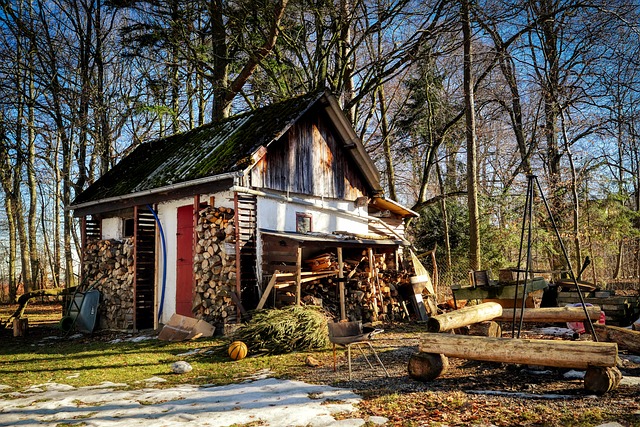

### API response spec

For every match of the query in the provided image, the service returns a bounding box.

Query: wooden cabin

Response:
[70,91,417,331]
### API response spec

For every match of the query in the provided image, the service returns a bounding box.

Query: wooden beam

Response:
[427,302,503,333]
[496,306,601,323]
[256,272,279,310]
[337,247,346,321]
[419,333,618,369]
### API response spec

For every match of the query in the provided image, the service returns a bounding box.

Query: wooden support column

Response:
[337,247,346,321]
[367,248,379,319]
[295,246,302,305]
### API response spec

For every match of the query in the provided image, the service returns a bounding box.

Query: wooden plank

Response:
[419,333,619,369]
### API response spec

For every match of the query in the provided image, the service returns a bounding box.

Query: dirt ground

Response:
[2,302,640,426]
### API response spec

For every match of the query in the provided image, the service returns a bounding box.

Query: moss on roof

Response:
[72,91,325,207]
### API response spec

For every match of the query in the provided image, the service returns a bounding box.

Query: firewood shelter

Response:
[69,90,418,331]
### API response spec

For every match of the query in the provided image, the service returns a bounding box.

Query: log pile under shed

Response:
[82,238,135,330]
[272,251,420,323]
[192,206,238,326]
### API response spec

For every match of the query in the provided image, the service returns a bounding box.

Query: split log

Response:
[593,324,640,354]
[427,302,503,333]
[495,306,601,323]
[408,352,448,382]
[584,366,622,394]
[419,333,618,369]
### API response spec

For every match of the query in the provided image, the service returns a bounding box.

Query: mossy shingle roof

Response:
[71,91,325,207]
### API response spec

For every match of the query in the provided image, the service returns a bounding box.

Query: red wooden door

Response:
[176,205,194,316]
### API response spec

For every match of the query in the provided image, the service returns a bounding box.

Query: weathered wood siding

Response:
[251,110,368,199]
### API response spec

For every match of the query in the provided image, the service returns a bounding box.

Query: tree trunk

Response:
[419,333,618,369]
[593,324,640,354]
[496,306,601,323]
[427,302,503,333]
[462,0,480,271]
[378,85,397,201]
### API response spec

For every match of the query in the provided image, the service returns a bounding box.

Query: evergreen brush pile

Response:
[235,306,330,354]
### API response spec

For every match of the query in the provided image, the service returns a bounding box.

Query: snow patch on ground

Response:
[468,390,597,400]
[563,370,585,379]
[529,327,576,338]
[0,377,382,427]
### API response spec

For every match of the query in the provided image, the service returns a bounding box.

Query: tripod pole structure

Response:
[533,177,598,341]
[511,175,535,338]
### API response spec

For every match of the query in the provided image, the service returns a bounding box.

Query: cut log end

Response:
[408,352,448,382]
[584,366,622,395]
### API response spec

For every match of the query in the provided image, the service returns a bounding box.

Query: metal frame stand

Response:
[511,174,597,341]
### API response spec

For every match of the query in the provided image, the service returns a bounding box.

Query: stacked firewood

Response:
[297,251,411,322]
[82,238,135,330]
[192,206,238,326]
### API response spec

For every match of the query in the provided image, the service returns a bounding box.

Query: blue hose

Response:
[147,204,167,322]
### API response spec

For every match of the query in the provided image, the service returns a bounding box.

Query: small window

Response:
[123,218,135,237]
[296,213,312,234]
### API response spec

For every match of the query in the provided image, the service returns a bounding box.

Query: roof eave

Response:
[69,171,242,215]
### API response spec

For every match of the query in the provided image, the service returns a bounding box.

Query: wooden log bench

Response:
[409,333,621,394]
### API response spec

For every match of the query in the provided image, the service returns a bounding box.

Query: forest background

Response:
[1,0,639,302]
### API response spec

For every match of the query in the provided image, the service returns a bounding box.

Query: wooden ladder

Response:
[234,193,258,316]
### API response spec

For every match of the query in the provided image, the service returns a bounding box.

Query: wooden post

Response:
[13,318,28,337]
[427,302,502,333]
[295,246,302,306]
[496,306,601,323]
[419,333,618,370]
[256,272,279,310]
[337,247,346,321]
[367,248,379,319]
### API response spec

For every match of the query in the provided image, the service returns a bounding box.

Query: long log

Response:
[495,306,601,323]
[593,324,640,354]
[419,333,618,369]
[427,302,502,333]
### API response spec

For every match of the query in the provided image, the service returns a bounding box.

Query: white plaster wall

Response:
[156,191,236,324]
[101,217,123,240]
[256,195,368,234]
[254,194,369,281]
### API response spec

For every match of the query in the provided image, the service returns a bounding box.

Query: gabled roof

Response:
[70,91,383,214]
